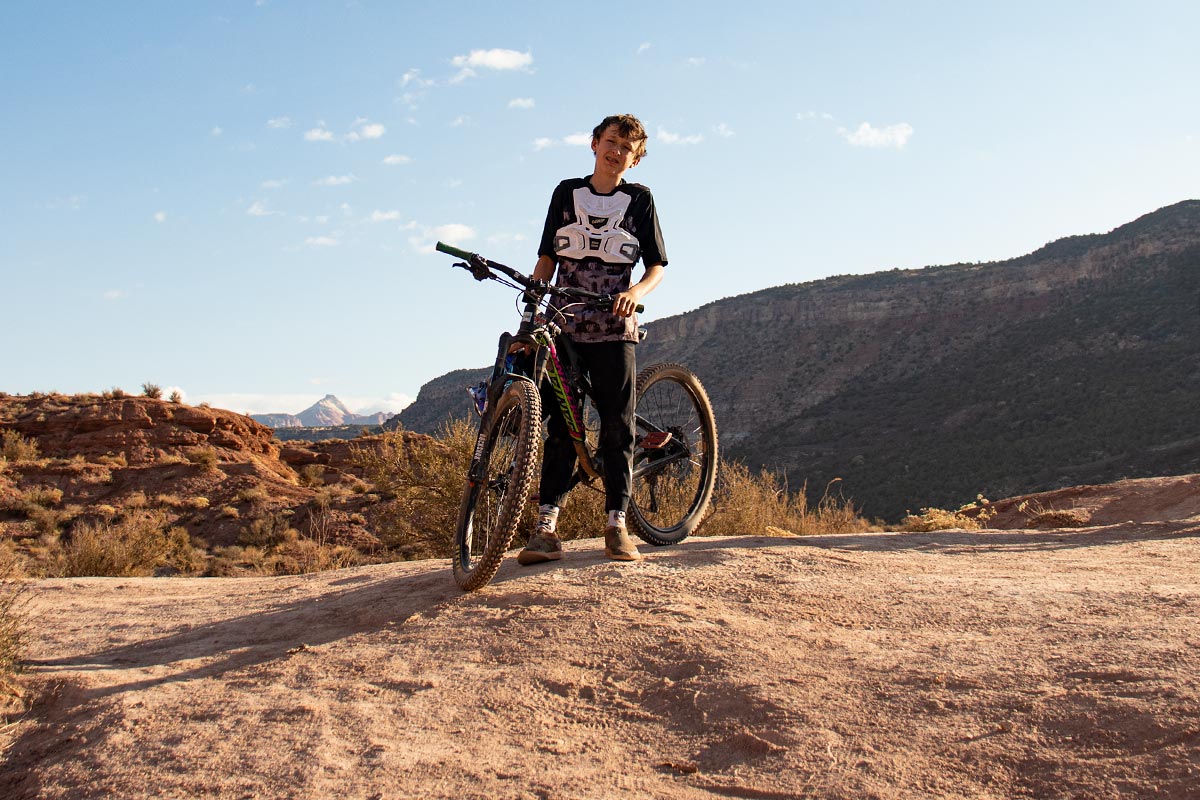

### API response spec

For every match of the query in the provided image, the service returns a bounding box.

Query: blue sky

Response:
[4,1,1198,416]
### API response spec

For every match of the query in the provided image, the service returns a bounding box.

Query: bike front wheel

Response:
[628,363,719,546]
[452,380,541,591]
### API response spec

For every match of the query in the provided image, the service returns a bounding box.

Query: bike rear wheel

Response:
[628,363,718,546]
[452,380,541,591]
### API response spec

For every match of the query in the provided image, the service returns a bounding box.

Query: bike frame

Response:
[440,242,691,492]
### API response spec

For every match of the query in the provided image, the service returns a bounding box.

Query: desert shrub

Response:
[154,493,183,508]
[1,431,40,463]
[141,383,163,400]
[0,548,27,701]
[168,390,182,404]
[297,464,325,488]
[186,496,210,510]
[901,495,994,532]
[124,491,148,509]
[21,486,63,508]
[162,527,207,574]
[185,447,220,471]
[91,504,119,518]
[239,513,298,548]
[235,485,270,505]
[96,453,127,467]
[352,423,473,559]
[702,465,868,537]
[1016,499,1090,529]
[219,505,239,519]
[104,387,127,400]
[51,510,180,577]
[267,538,361,575]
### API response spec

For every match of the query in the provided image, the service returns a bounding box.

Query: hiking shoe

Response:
[517,527,563,566]
[604,526,642,562]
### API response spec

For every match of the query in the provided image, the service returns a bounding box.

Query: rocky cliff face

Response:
[399,200,1200,518]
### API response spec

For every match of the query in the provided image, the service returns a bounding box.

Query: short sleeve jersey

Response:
[538,176,667,343]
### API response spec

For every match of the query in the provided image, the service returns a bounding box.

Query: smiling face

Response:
[591,124,643,184]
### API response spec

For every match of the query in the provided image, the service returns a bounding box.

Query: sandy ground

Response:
[3,519,1199,799]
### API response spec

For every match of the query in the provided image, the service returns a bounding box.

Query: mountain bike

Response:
[436,241,719,591]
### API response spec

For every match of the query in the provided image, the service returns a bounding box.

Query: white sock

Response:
[538,504,560,532]
[607,510,626,529]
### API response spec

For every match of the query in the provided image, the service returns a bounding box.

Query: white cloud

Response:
[400,68,433,88]
[345,120,386,141]
[452,48,533,71]
[797,111,835,121]
[345,393,413,415]
[304,127,335,142]
[637,42,651,54]
[451,48,533,82]
[382,154,412,165]
[409,222,476,253]
[305,236,339,247]
[267,116,292,129]
[685,57,706,67]
[369,210,402,223]
[714,122,735,138]
[260,178,287,189]
[450,115,471,128]
[246,200,277,216]
[657,127,703,145]
[43,194,86,210]
[313,174,357,187]
[153,211,167,223]
[839,122,914,149]
[102,289,125,301]
[508,97,535,109]
[487,232,527,245]
[533,132,592,151]
[211,126,223,137]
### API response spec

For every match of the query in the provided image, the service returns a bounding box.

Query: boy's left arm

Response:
[613,262,664,318]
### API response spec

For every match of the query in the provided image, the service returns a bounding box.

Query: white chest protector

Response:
[552,186,642,265]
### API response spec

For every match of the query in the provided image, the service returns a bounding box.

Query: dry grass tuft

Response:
[901,495,995,532]
[1017,499,1090,529]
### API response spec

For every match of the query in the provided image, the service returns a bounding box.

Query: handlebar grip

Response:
[636,304,645,313]
[435,241,475,260]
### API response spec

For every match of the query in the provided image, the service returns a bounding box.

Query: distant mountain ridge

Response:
[253,394,392,429]
[399,200,1200,519]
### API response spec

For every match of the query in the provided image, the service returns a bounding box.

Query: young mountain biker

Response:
[517,113,667,566]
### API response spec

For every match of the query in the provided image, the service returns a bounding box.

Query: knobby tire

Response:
[628,363,719,546]
[452,380,541,591]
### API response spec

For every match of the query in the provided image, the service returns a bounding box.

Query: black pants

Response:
[539,340,636,513]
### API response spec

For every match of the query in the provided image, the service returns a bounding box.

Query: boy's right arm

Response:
[532,254,556,282]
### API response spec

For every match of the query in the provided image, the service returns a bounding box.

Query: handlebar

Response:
[435,241,644,314]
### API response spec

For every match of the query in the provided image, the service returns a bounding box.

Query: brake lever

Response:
[453,261,492,281]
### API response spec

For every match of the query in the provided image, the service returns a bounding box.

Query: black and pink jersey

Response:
[538,176,667,343]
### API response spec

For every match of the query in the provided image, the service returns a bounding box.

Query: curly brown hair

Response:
[592,114,649,159]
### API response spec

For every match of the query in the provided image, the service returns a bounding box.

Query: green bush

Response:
[141,383,163,400]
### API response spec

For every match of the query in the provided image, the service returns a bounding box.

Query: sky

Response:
[4,1,1198,417]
